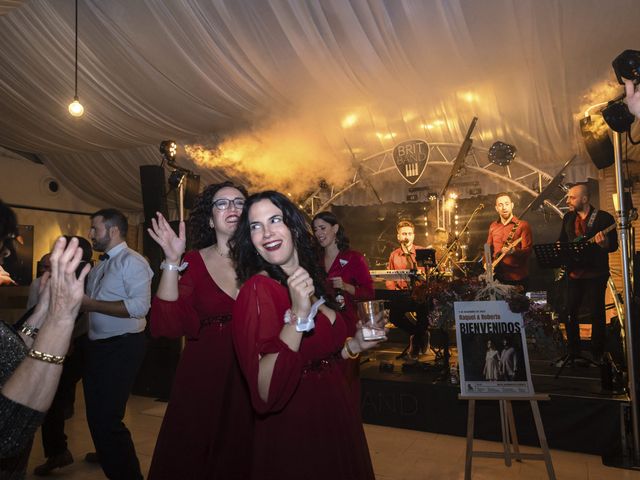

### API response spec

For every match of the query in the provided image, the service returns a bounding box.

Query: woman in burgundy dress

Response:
[312,211,374,406]
[147,182,253,480]
[230,191,383,480]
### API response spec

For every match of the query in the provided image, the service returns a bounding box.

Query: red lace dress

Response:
[232,274,375,480]
[148,251,253,480]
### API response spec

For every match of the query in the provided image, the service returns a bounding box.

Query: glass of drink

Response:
[357,300,388,341]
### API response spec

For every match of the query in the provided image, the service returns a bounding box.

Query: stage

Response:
[360,337,628,459]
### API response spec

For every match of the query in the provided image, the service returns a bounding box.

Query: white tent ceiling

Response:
[0,0,639,212]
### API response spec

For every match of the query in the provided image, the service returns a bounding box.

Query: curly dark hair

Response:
[0,199,18,256]
[0,199,18,242]
[312,211,350,251]
[188,181,249,249]
[230,191,328,300]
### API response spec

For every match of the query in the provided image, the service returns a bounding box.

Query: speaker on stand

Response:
[133,165,181,399]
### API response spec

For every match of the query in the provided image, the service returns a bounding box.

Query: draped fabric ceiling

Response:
[1,0,639,212]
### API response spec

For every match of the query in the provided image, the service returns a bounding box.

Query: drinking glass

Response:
[357,300,388,341]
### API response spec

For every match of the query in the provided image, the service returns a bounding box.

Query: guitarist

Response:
[559,183,618,363]
[486,192,533,291]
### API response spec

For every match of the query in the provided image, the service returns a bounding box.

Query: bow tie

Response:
[99,253,110,261]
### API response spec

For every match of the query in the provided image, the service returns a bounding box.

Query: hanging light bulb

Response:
[68,96,84,117]
[68,0,83,117]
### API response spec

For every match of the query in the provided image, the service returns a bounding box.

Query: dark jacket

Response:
[558,206,618,277]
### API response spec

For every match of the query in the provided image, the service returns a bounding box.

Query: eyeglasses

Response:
[212,198,245,211]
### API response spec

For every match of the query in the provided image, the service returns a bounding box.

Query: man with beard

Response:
[386,220,428,361]
[559,184,617,363]
[81,209,153,480]
[486,192,532,291]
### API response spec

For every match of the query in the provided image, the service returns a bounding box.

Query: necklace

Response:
[213,243,230,259]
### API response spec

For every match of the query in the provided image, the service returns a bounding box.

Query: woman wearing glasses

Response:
[147,182,253,480]
[231,191,381,480]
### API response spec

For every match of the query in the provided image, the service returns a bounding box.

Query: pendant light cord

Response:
[74,0,78,98]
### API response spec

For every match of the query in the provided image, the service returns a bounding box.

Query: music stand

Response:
[533,242,601,377]
[533,241,598,270]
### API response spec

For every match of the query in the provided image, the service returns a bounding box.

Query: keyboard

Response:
[369,269,414,280]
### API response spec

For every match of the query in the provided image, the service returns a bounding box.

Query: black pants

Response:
[83,332,146,480]
[565,275,608,357]
[41,334,86,457]
[388,296,429,355]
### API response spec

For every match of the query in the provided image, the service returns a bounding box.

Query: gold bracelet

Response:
[27,349,65,365]
[344,337,360,359]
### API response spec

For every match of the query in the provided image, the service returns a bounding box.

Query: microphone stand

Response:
[434,203,485,275]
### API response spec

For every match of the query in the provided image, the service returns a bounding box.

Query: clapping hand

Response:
[147,212,186,263]
[47,236,91,323]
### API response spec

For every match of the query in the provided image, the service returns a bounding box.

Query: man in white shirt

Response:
[81,209,153,480]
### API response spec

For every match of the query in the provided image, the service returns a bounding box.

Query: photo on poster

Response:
[455,300,534,397]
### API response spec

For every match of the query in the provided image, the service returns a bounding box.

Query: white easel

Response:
[460,393,556,479]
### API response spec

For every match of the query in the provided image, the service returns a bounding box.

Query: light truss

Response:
[302,142,567,216]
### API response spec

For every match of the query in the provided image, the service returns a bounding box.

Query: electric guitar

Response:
[556,222,616,281]
[491,236,524,269]
[572,222,616,243]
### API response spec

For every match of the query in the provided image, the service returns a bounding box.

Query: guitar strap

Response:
[504,220,520,247]
[586,207,599,234]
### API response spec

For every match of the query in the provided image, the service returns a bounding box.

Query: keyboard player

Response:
[386,220,424,289]
[385,220,429,361]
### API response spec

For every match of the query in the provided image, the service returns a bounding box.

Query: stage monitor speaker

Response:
[139,165,168,222]
[580,117,615,170]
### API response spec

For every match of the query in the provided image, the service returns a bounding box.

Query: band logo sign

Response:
[392,140,429,185]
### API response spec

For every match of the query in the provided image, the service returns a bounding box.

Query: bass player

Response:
[558,183,617,363]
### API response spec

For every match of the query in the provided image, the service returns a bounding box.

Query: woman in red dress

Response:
[147,182,253,480]
[230,191,383,480]
[312,211,374,406]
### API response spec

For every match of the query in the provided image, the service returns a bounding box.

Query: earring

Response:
[209,219,214,229]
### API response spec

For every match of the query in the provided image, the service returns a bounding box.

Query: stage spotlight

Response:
[579,116,614,169]
[602,100,636,134]
[160,140,177,165]
[488,141,517,166]
[612,49,640,85]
